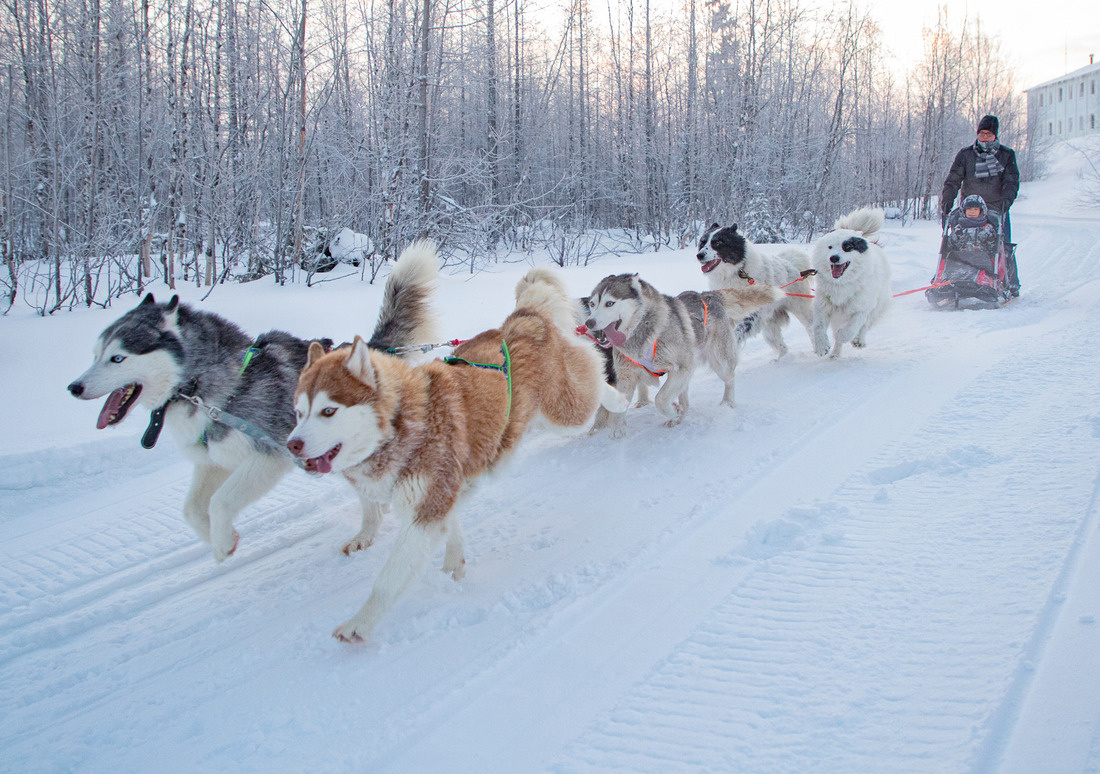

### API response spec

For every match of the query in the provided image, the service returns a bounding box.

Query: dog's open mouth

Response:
[602,321,628,348]
[304,444,342,474]
[578,324,612,348]
[97,383,142,429]
[700,259,721,274]
[830,261,851,279]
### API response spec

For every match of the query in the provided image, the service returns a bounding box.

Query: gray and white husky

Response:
[583,273,779,436]
[67,241,439,561]
[696,223,815,358]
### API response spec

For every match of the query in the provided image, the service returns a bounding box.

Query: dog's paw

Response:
[212,531,240,563]
[444,557,467,580]
[341,535,374,555]
[333,620,369,643]
[609,424,628,440]
[851,337,866,348]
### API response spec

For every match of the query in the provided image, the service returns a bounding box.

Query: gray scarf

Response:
[974,139,1004,179]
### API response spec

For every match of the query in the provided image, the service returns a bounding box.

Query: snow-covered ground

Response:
[2,141,1100,773]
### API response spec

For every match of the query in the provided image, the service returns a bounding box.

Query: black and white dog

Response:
[696,223,815,358]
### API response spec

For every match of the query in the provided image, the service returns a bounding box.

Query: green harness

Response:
[444,340,513,419]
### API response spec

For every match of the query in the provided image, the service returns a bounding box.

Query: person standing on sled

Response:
[941,114,1021,297]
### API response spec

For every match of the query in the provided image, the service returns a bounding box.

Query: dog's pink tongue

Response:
[831,262,849,279]
[96,388,128,429]
[604,322,627,348]
[701,259,720,273]
[311,456,333,474]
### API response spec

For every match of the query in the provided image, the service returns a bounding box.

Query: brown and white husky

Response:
[288,248,626,641]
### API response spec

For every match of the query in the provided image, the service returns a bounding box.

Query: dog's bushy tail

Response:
[513,267,579,339]
[368,239,440,353]
[716,284,781,321]
[833,207,885,241]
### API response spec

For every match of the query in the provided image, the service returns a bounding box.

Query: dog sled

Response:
[926,197,1015,310]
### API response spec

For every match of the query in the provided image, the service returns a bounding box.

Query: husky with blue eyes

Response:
[810,207,893,360]
[583,273,779,437]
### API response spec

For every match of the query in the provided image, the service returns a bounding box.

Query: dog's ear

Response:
[730,224,739,233]
[842,236,869,254]
[345,336,376,388]
[710,222,720,231]
[158,295,181,333]
[306,340,327,369]
[140,292,156,306]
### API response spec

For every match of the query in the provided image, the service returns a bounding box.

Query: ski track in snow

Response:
[1,200,1099,773]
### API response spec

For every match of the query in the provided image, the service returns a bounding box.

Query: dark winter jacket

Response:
[940,142,1020,216]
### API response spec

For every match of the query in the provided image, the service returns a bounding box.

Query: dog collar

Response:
[139,342,258,451]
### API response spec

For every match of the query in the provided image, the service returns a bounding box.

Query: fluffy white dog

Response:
[810,208,892,359]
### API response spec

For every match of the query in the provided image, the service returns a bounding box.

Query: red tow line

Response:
[784,280,952,299]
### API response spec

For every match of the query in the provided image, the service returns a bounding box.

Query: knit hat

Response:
[977,115,999,136]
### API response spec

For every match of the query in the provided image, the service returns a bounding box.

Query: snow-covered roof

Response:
[1025,60,1100,91]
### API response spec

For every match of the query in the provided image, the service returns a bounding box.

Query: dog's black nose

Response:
[696,252,706,261]
[68,381,84,397]
[585,318,597,330]
[830,255,841,263]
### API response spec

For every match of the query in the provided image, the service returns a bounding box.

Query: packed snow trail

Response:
[1,176,1099,773]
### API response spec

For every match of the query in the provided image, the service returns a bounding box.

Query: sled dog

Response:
[66,241,438,562]
[696,223,815,358]
[810,207,892,359]
[288,266,627,642]
[583,273,779,437]
[579,295,659,432]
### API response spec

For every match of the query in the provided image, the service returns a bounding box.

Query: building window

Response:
[1082,83,1086,96]
[1059,121,1063,134]
[1040,93,1044,107]
[1059,87,1063,101]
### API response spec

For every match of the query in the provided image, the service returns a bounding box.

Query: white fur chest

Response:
[343,464,399,502]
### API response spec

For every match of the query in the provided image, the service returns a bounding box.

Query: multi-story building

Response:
[1025,57,1100,141]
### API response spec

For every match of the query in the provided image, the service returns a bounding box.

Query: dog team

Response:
[67,207,891,642]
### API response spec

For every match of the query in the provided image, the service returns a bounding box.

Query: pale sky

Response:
[867,0,1099,90]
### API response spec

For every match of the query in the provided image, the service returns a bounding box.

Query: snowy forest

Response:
[1,0,1022,311]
